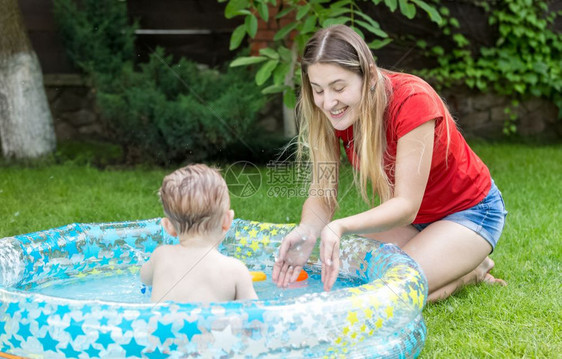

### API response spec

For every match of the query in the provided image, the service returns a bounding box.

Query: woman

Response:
[271,25,507,302]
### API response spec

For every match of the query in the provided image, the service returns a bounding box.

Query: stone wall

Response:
[45,74,561,143]
[44,75,104,141]
[443,88,561,140]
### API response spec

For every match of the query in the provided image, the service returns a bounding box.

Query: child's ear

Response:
[161,217,178,237]
[222,209,234,232]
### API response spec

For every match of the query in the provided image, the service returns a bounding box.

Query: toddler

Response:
[140,164,258,303]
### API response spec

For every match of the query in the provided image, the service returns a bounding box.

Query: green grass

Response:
[1,142,560,357]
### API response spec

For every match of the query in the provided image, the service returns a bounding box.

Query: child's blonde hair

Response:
[159,164,229,235]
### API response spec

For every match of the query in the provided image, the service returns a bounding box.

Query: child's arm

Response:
[234,260,258,300]
[140,255,155,286]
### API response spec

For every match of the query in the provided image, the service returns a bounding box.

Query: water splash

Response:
[0,237,25,287]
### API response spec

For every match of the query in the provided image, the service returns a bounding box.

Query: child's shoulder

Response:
[218,253,249,271]
[151,244,179,256]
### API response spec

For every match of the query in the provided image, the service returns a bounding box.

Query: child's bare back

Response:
[144,242,256,303]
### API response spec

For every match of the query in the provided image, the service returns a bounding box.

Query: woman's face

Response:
[307,63,364,131]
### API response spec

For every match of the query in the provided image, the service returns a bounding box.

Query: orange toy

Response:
[296,269,308,281]
[250,271,267,282]
[250,270,307,282]
[0,352,26,359]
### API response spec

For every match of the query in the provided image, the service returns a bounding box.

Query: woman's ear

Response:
[161,217,178,237]
[222,209,234,232]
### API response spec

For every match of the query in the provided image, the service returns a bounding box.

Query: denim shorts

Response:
[412,180,507,251]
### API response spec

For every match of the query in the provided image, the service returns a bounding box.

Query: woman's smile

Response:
[330,106,348,117]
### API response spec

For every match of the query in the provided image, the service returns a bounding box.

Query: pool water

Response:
[24,266,365,303]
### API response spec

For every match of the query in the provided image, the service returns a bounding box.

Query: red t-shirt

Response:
[335,72,491,223]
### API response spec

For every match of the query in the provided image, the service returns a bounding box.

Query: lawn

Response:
[0,142,560,357]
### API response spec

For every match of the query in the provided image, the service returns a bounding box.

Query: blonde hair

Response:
[159,164,229,235]
[298,25,392,207]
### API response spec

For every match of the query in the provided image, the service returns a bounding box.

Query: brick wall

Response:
[250,3,296,56]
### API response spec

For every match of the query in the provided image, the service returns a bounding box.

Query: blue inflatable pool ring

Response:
[0,218,428,358]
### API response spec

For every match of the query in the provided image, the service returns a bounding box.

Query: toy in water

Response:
[0,352,24,359]
[296,268,308,281]
[250,271,267,281]
[0,218,428,358]
[140,271,303,292]
[250,269,308,282]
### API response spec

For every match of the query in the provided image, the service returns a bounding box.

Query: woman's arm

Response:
[272,192,336,287]
[300,195,337,236]
[321,120,435,290]
[338,120,434,233]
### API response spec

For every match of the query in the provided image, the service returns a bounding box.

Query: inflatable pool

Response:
[0,218,427,358]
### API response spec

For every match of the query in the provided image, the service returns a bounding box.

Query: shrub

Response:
[53,0,136,76]
[54,0,268,164]
[413,0,562,133]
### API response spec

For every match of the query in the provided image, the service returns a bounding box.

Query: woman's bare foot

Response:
[478,257,507,286]
[427,257,506,302]
[483,273,507,285]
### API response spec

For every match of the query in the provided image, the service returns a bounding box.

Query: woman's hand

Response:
[272,225,318,288]
[320,222,343,291]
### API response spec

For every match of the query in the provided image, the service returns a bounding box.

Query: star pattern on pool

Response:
[0,218,427,358]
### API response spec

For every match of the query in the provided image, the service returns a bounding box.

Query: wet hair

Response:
[297,25,392,206]
[159,164,229,235]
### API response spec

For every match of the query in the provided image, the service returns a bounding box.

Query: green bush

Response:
[93,50,267,163]
[53,0,268,164]
[53,0,136,76]
[225,0,562,135]
[414,0,562,133]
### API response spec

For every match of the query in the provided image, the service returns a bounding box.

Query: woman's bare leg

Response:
[428,257,507,302]
[364,221,505,301]
[362,225,419,247]
[400,220,504,301]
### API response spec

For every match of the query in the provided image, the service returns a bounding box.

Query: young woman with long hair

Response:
[272,25,507,301]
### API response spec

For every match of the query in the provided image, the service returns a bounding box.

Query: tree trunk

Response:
[0,0,56,159]
[283,41,298,138]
